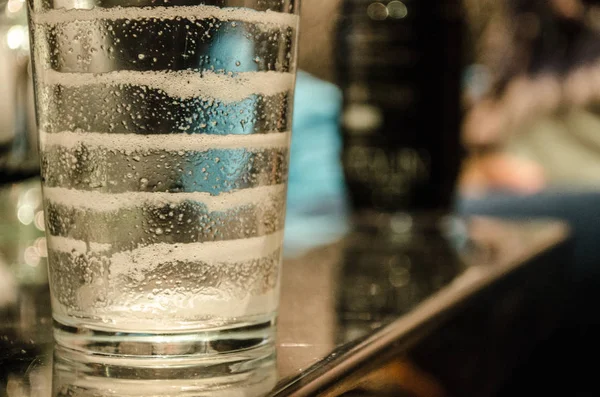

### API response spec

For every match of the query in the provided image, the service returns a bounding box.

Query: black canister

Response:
[336,0,465,215]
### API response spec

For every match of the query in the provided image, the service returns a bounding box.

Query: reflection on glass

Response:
[52,345,277,397]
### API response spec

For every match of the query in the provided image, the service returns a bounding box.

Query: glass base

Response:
[53,343,278,397]
[53,318,276,371]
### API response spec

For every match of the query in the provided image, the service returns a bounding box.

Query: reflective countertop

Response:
[0,213,570,396]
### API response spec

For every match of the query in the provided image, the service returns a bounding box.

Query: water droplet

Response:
[155,227,164,235]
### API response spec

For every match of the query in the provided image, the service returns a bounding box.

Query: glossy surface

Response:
[0,216,569,396]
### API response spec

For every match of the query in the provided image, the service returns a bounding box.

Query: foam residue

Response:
[110,230,283,270]
[43,69,294,103]
[48,235,112,253]
[31,4,299,28]
[41,130,290,153]
[111,289,280,326]
[43,184,286,213]
[48,230,283,263]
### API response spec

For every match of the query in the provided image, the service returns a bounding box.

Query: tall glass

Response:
[27,0,299,365]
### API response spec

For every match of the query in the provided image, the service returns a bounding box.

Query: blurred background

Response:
[2,0,600,394]
[292,0,600,283]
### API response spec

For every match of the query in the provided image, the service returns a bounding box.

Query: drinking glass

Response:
[27,0,299,367]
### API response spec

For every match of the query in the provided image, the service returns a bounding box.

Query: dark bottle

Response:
[336,0,465,215]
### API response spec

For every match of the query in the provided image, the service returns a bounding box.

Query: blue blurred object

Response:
[284,71,348,256]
